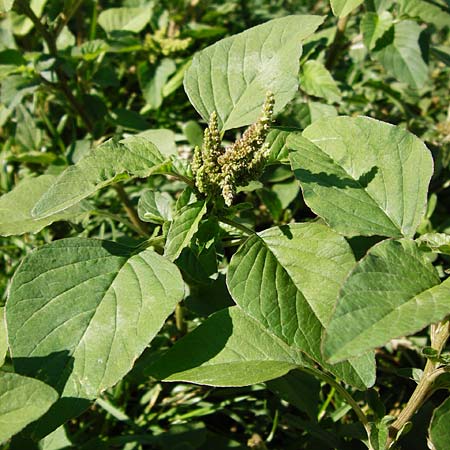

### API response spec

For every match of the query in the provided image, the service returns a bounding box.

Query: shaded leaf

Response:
[289,116,433,238]
[429,396,450,450]
[0,372,58,443]
[138,189,173,224]
[330,0,364,17]
[416,233,450,255]
[0,175,90,236]
[6,238,184,432]
[148,307,310,386]
[98,5,152,33]
[323,239,450,362]
[184,15,324,131]
[361,11,393,50]
[32,137,167,218]
[164,200,208,261]
[227,222,375,389]
[374,21,428,89]
[399,0,450,30]
[134,128,177,156]
[300,60,341,103]
[139,58,176,110]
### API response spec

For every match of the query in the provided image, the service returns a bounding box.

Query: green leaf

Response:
[0,307,6,367]
[148,307,310,386]
[416,233,450,255]
[373,21,428,89]
[6,238,184,431]
[300,60,341,103]
[399,0,450,30]
[369,417,390,450]
[227,222,375,389]
[39,425,72,450]
[266,128,296,163]
[164,200,208,261]
[184,15,324,131]
[361,12,393,50]
[323,239,450,362]
[0,0,13,13]
[139,58,176,110]
[138,189,174,224]
[429,397,450,450]
[98,5,153,33]
[289,116,433,238]
[296,101,338,129]
[11,0,47,36]
[0,372,58,443]
[32,137,167,219]
[0,175,90,236]
[330,0,364,17]
[134,129,177,156]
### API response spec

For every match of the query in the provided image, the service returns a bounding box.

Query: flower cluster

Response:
[144,29,191,63]
[192,92,274,206]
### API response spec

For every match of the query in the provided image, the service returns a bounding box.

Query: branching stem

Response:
[387,320,450,446]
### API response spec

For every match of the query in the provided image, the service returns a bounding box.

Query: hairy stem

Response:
[113,184,149,237]
[387,320,450,446]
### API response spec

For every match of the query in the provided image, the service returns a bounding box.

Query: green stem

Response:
[113,184,149,237]
[300,367,370,435]
[15,0,57,55]
[219,217,255,236]
[54,0,84,37]
[387,320,450,446]
[175,303,187,336]
[318,386,336,421]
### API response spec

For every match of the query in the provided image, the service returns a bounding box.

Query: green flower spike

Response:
[192,92,274,206]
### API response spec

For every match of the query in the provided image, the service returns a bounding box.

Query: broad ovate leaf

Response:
[429,396,450,450]
[184,15,324,131]
[361,12,393,50]
[323,239,450,362]
[6,238,184,429]
[330,0,364,17]
[148,307,310,386]
[289,116,433,238]
[32,137,167,218]
[299,60,341,103]
[164,200,208,261]
[0,372,58,443]
[227,222,375,389]
[138,189,174,224]
[98,5,152,33]
[374,21,428,89]
[0,174,90,236]
[399,0,450,31]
